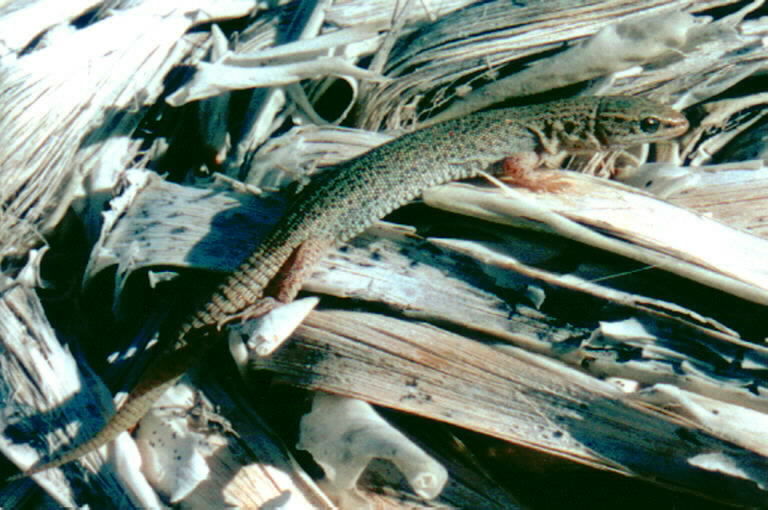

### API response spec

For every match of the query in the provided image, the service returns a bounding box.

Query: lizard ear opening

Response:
[640,117,661,134]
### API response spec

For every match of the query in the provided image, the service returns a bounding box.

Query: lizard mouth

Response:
[665,116,690,137]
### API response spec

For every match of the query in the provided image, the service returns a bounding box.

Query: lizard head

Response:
[594,96,689,148]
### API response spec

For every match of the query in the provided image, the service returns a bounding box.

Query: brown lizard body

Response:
[17,96,688,478]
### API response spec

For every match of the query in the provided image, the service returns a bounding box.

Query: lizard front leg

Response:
[495,152,572,193]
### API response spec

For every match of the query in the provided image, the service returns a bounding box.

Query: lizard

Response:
[15,95,688,479]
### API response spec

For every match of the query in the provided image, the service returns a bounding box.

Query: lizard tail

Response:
[10,342,205,480]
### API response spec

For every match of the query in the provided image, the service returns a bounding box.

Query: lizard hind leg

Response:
[225,237,335,325]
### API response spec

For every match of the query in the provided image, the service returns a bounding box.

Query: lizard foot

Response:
[221,297,281,326]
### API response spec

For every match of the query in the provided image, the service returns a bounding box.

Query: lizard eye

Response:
[640,117,660,133]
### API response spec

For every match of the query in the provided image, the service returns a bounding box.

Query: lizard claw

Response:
[217,297,281,329]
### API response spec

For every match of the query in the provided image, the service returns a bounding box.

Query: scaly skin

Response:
[18,96,687,478]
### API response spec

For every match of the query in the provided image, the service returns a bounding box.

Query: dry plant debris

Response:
[1,0,768,508]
